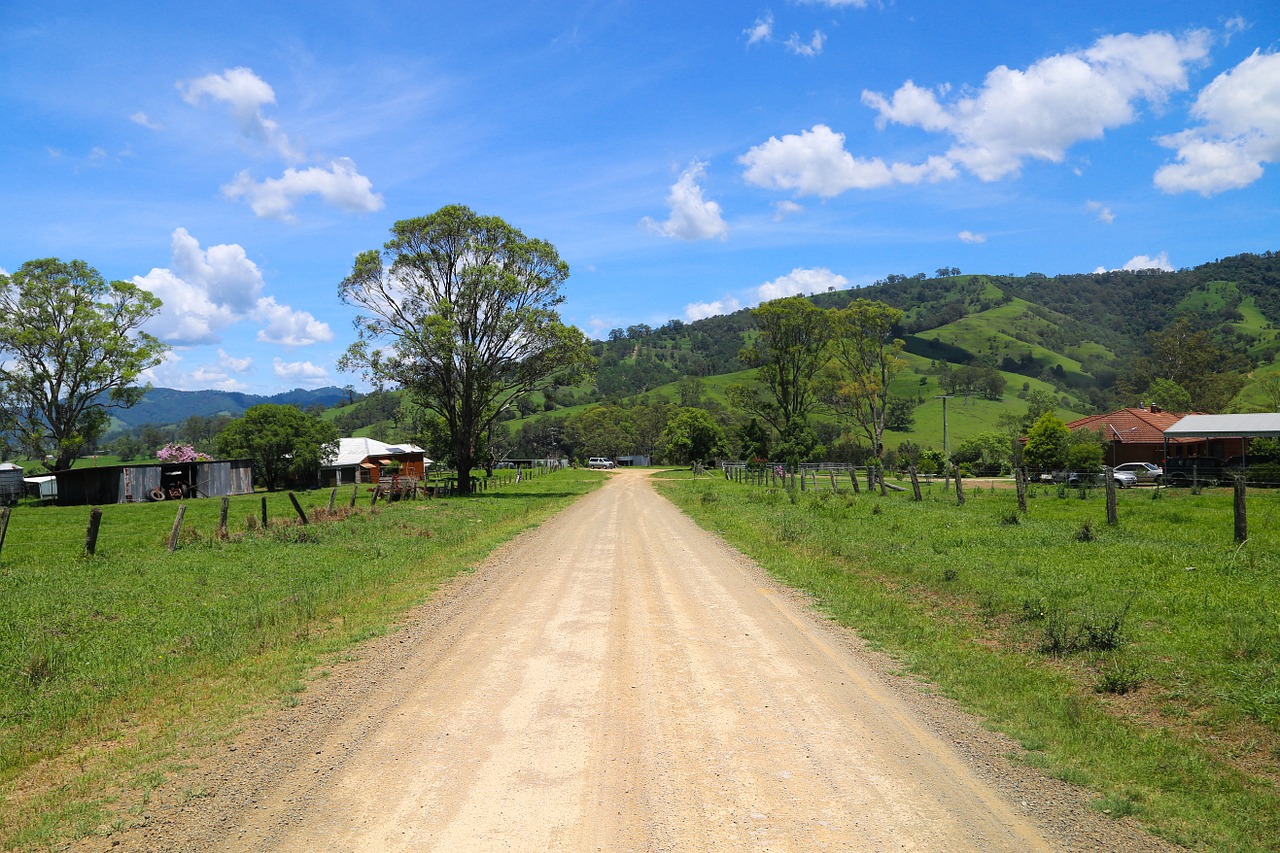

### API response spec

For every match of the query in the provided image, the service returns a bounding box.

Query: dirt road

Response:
[101,469,1168,851]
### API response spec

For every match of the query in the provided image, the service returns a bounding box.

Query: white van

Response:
[588,457,615,469]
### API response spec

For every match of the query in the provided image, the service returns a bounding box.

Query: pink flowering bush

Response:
[156,443,213,463]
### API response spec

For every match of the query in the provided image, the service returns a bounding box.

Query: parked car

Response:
[1107,469,1139,488]
[1114,461,1163,484]
[1056,468,1137,488]
[588,457,616,469]
[1163,456,1228,486]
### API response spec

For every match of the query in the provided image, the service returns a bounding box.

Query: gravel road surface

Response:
[88,469,1171,852]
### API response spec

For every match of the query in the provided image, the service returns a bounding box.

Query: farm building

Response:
[0,462,24,505]
[321,438,430,487]
[51,459,254,506]
[1163,413,1280,461]
[1066,405,1201,466]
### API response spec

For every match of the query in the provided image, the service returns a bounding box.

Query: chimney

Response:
[1151,404,1162,413]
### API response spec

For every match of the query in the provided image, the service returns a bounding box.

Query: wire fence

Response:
[0,466,551,561]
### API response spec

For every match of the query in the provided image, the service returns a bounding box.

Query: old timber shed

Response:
[52,459,254,506]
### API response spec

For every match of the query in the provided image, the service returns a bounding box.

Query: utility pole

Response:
[935,395,952,456]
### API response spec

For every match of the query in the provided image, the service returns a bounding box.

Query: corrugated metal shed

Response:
[53,460,255,506]
[1164,413,1280,438]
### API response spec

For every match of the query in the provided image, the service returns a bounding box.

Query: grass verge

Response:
[655,475,1280,852]
[0,468,603,849]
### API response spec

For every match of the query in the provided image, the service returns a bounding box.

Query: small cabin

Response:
[321,438,430,487]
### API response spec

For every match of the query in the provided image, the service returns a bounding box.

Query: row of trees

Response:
[727,296,910,466]
[8,210,1269,492]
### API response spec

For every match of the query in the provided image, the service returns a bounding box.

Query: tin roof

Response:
[325,437,428,468]
[1164,413,1280,438]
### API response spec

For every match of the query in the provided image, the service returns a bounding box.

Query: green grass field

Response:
[0,469,604,849]
[656,474,1280,852]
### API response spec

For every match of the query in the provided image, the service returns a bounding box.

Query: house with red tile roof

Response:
[1066,405,1237,466]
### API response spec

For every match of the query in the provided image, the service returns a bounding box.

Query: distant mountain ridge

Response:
[113,386,349,430]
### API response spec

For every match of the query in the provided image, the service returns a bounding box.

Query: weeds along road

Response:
[104,468,1166,852]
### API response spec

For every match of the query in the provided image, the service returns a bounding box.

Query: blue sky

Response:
[2,1,1278,395]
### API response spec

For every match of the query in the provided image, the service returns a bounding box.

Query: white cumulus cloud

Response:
[1122,252,1173,271]
[642,161,728,241]
[222,158,384,223]
[684,297,742,321]
[135,228,333,347]
[218,349,253,373]
[862,30,1211,181]
[958,230,987,244]
[273,358,329,382]
[740,124,955,197]
[756,267,848,302]
[255,296,332,347]
[1154,50,1280,196]
[180,67,384,221]
[179,66,301,162]
[140,351,249,392]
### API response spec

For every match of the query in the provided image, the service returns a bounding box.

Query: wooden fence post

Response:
[327,487,337,512]
[1104,467,1118,526]
[953,466,965,505]
[167,504,187,552]
[866,467,875,492]
[849,469,860,494]
[288,492,309,525]
[909,466,922,501]
[349,483,359,508]
[219,496,229,539]
[1015,468,1028,513]
[1234,475,1247,543]
[261,496,269,529]
[84,507,103,556]
[0,506,10,560]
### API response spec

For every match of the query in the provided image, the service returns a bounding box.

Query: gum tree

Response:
[339,205,592,494]
[819,299,906,461]
[727,296,832,459]
[0,258,167,471]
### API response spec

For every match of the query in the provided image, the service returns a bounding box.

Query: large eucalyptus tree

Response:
[339,205,592,494]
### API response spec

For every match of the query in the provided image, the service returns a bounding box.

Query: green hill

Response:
[94,250,1278,463]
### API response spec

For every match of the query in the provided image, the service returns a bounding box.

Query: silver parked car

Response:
[1114,461,1163,484]
[1060,468,1138,488]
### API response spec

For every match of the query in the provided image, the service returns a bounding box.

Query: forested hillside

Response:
[578,250,1279,415]
[96,250,1279,468]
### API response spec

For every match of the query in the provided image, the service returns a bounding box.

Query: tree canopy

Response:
[820,299,907,460]
[1023,411,1069,472]
[0,258,167,471]
[728,296,831,438]
[216,404,338,491]
[339,205,593,494]
[660,408,728,465]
